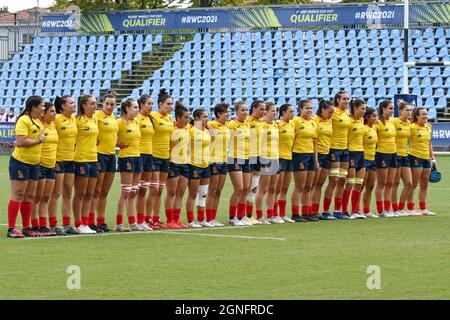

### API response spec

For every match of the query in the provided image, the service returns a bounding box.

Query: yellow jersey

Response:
[348,117,365,152]
[392,117,411,157]
[228,119,250,160]
[330,107,352,150]
[117,118,141,158]
[55,113,77,162]
[37,119,59,168]
[375,119,397,154]
[74,115,99,163]
[260,121,279,159]
[94,110,118,155]
[136,113,154,155]
[293,116,317,154]
[363,125,378,161]
[150,111,174,159]
[12,115,42,165]
[190,127,211,168]
[276,119,294,160]
[409,123,432,159]
[170,127,190,164]
[313,115,333,155]
[246,115,265,157]
[208,120,229,163]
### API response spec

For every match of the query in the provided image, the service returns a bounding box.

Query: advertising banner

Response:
[0,122,15,144]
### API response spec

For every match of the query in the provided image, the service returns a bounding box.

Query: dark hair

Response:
[349,98,366,116]
[213,103,229,119]
[412,107,426,123]
[250,100,265,114]
[77,94,94,117]
[398,101,411,111]
[298,99,311,115]
[265,101,276,111]
[138,94,153,110]
[17,95,44,123]
[234,101,247,113]
[190,108,207,126]
[316,99,333,117]
[364,107,377,125]
[157,88,172,106]
[54,95,72,114]
[103,90,117,102]
[175,100,189,120]
[334,91,348,107]
[120,98,136,116]
[378,100,393,124]
[279,103,293,119]
[44,102,54,113]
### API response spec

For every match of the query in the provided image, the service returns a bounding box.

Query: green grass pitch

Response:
[0,155,449,300]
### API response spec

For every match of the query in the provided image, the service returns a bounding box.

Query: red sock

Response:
[229,205,237,219]
[334,198,342,212]
[145,215,151,223]
[273,201,278,217]
[20,201,32,229]
[278,200,287,217]
[165,208,173,223]
[376,201,383,213]
[213,209,218,220]
[116,214,123,225]
[342,189,351,214]
[246,204,253,218]
[152,216,160,224]
[419,201,426,210]
[399,202,405,211]
[49,216,57,228]
[323,197,332,213]
[384,200,391,212]
[311,203,320,214]
[206,209,214,222]
[173,208,181,222]
[407,202,415,211]
[63,216,71,227]
[187,210,194,223]
[127,215,136,225]
[237,203,246,219]
[197,209,205,222]
[82,216,89,226]
[137,213,145,225]
[392,203,399,212]
[292,205,300,216]
[267,209,273,219]
[89,212,95,225]
[39,217,47,228]
[31,218,39,228]
[351,190,361,213]
[75,220,81,228]
[97,217,105,226]
[302,205,310,216]
[256,209,263,219]
[7,200,21,229]
[363,207,370,214]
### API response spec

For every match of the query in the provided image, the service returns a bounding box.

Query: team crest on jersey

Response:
[79,166,85,175]
[17,170,24,179]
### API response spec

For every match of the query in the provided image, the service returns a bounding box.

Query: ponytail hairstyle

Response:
[233,100,247,116]
[334,90,348,107]
[213,102,229,119]
[103,90,117,102]
[77,94,94,118]
[17,95,44,124]
[378,99,392,125]
[190,108,206,126]
[279,103,293,119]
[250,100,265,115]
[298,99,311,115]
[138,94,152,111]
[364,107,377,125]
[412,107,426,123]
[175,100,189,120]
[120,98,136,116]
[54,95,72,114]
[157,88,172,107]
[349,98,366,116]
[316,99,333,117]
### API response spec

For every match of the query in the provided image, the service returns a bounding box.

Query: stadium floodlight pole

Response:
[403,0,410,94]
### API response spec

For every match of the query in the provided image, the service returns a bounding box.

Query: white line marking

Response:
[159,231,287,241]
